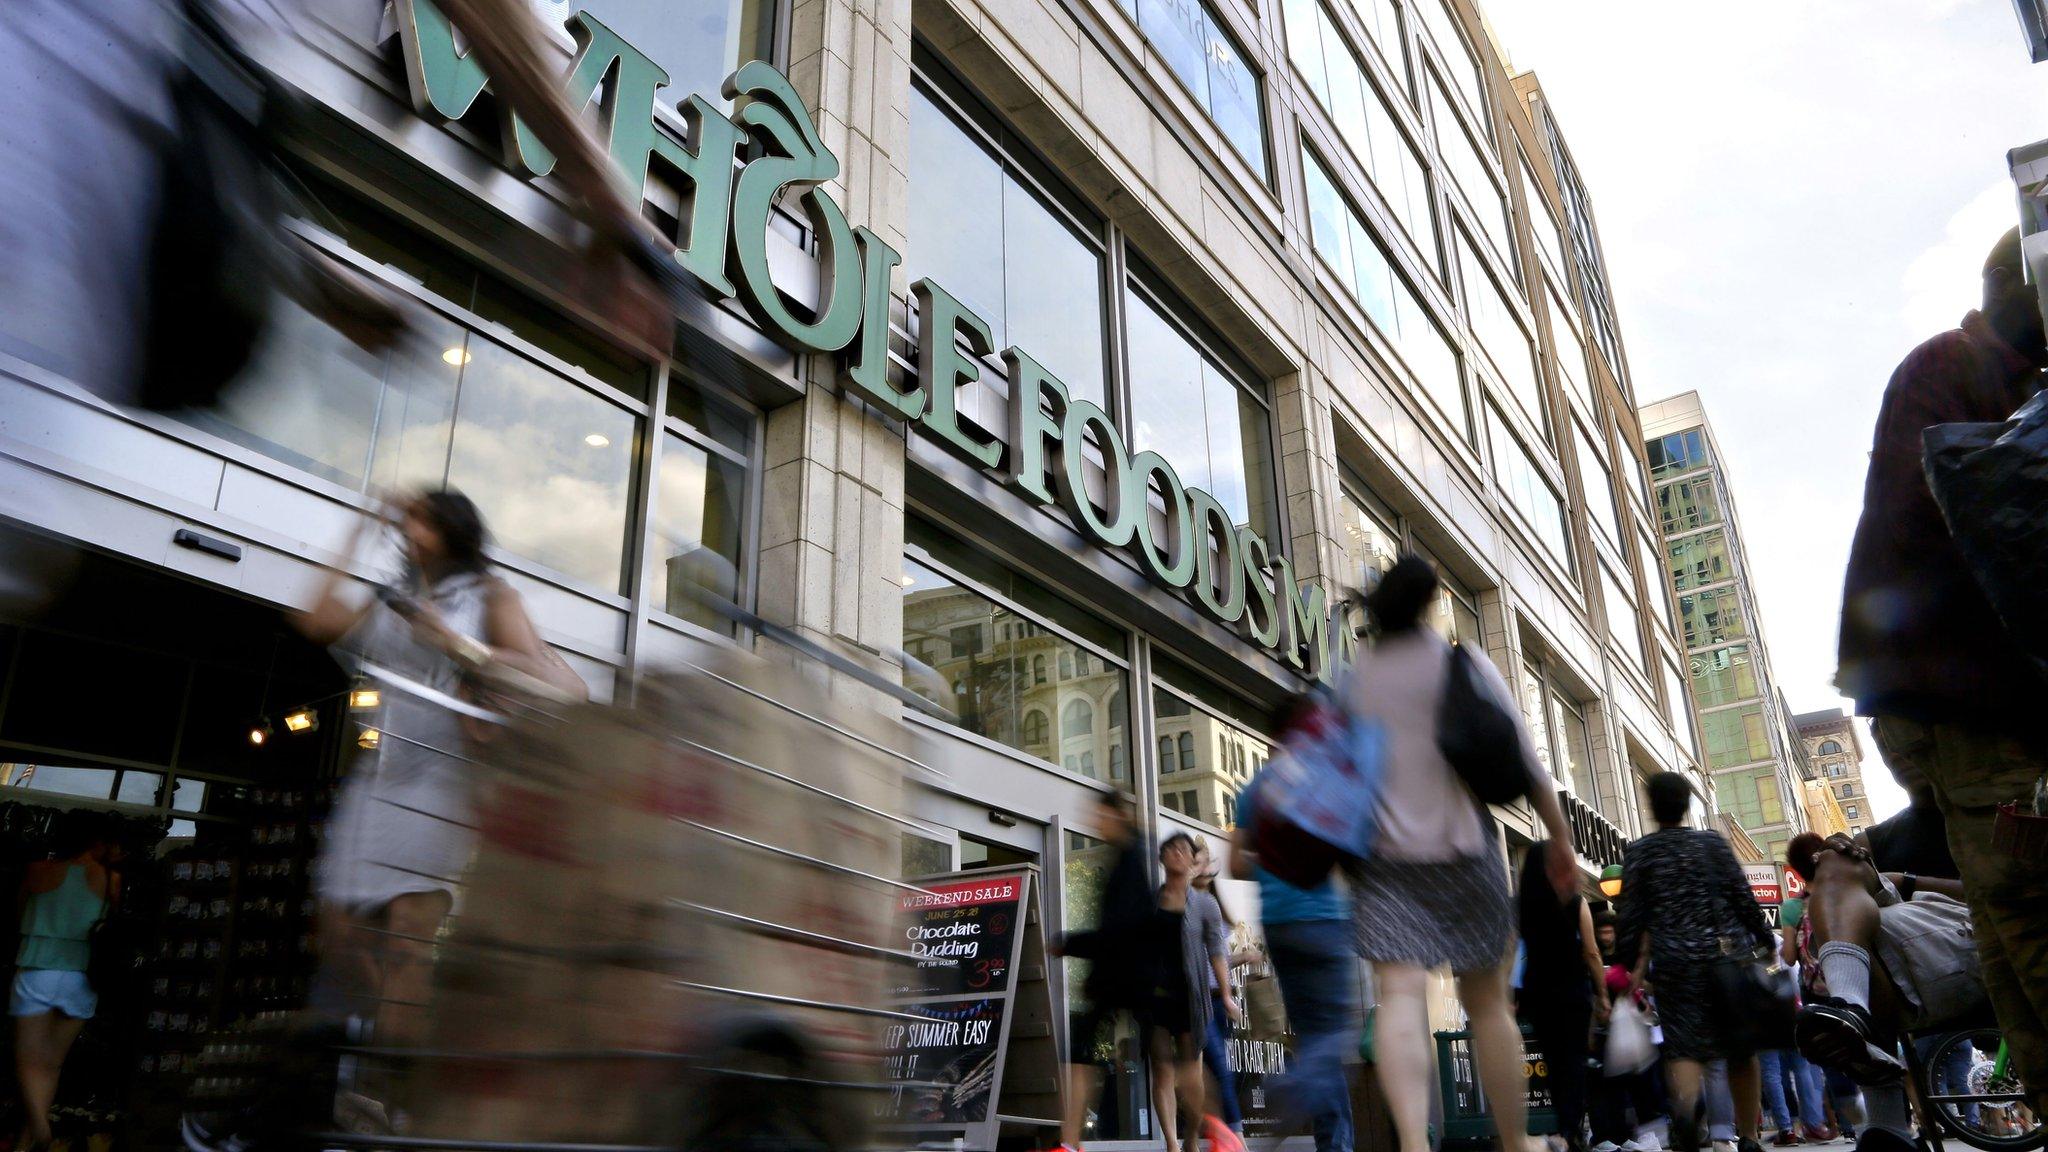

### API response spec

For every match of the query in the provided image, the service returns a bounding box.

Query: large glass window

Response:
[1680,585,1747,649]
[1647,428,1710,479]
[1416,0,1487,127]
[1658,473,1724,535]
[1149,670,1273,831]
[1428,69,1513,269]
[1689,644,1759,708]
[1663,658,1698,761]
[1544,279,1593,415]
[1486,404,1570,568]
[1294,0,1435,261]
[572,0,773,112]
[902,524,1129,785]
[1522,162,1567,278]
[1601,562,1645,674]
[1574,421,1620,546]
[1459,230,1541,428]
[1282,0,1405,101]
[1125,286,1278,538]
[907,85,1108,407]
[1336,481,1402,590]
[1304,147,1465,432]
[1413,544,1483,649]
[1667,530,1732,593]
[1701,704,1772,770]
[1519,660,1594,804]
[1126,0,1269,177]
[201,248,647,593]
[1638,531,1676,639]
[650,381,754,632]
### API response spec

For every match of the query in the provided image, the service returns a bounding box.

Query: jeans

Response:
[1759,1049,1825,1132]
[1918,1034,1981,1128]
[1705,1059,1736,1142]
[1206,991,1242,1127]
[1266,919,1357,1152]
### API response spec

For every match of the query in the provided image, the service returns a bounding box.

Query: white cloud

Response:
[1899,180,2022,339]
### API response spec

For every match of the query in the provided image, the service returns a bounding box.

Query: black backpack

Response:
[1435,644,1532,805]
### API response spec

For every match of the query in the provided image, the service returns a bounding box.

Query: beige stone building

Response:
[1796,708,1876,838]
[0,0,1706,1141]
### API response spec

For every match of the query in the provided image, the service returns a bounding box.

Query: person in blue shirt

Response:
[1231,699,1358,1152]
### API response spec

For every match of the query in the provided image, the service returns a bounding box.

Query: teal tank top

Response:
[16,864,107,972]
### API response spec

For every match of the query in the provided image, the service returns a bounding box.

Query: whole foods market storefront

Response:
[0,1,1378,1147]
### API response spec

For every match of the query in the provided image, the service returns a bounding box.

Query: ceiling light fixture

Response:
[442,347,472,367]
[283,708,318,734]
[348,688,381,710]
[248,720,272,747]
[358,728,381,750]
[583,433,611,448]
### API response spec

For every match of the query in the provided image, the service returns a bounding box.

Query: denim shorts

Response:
[10,969,97,1018]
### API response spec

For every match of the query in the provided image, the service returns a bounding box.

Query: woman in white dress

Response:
[294,490,561,1061]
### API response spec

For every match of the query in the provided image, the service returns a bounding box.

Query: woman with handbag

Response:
[1613,773,1775,1152]
[10,811,120,1152]
[1341,557,1577,1152]
[290,489,583,1128]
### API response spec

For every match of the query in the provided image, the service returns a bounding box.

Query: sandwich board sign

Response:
[878,866,1060,1150]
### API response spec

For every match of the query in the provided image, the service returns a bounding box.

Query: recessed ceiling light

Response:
[442,347,472,366]
[898,575,916,587]
[584,433,611,448]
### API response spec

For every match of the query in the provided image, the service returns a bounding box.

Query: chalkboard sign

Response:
[896,875,1025,998]
[880,867,1058,1151]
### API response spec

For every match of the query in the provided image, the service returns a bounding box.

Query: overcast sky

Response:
[1478,0,2048,823]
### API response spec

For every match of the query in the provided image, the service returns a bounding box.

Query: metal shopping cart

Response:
[184,591,949,1152]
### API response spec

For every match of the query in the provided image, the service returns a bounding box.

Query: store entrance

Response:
[1,540,347,1151]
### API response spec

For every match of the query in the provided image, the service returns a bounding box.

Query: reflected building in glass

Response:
[1641,391,1812,860]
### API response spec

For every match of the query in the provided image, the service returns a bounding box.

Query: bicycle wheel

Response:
[1920,1028,2045,1152]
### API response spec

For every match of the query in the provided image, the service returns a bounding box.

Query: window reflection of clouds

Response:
[445,337,638,591]
[1124,291,1275,535]
[652,435,748,631]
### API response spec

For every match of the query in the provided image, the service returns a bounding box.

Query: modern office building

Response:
[1,0,1702,1142]
[1642,392,1809,864]
[1795,708,1876,837]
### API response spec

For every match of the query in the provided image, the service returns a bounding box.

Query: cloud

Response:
[1899,180,2023,339]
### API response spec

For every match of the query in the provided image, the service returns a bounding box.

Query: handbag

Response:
[139,0,289,412]
[1244,965,1288,1042]
[1435,644,1531,805]
[1603,997,1655,1075]
[1251,681,1384,887]
[1709,940,1798,1054]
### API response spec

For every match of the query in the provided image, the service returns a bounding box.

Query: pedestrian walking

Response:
[1340,557,1577,1152]
[1757,1047,1830,1145]
[1838,225,2048,1117]
[1058,792,1180,1152]
[1518,842,1609,1152]
[1614,773,1772,1152]
[1231,696,1360,1152]
[1151,833,1241,1152]
[11,812,121,1152]
[1192,845,1249,1137]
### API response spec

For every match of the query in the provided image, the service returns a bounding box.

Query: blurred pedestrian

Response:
[1057,792,1156,1152]
[1757,1047,1829,1145]
[1519,842,1608,1152]
[12,812,120,1152]
[1342,557,1577,1152]
[1231,696,1359,1152]
[1838,225,2048,1115]
[1614,773,1772,1152]
[1192,844,1248,1138]
[0,0,678,410]
[1152,833,1240,1152]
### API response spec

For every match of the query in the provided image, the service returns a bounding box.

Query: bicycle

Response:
[1905,1022,2044,1152]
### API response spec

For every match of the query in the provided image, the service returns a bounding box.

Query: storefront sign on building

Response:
[1744,862,1783,929]
[390,0,1347,679]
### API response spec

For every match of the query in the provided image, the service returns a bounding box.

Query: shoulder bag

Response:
[1435,644,1532,805]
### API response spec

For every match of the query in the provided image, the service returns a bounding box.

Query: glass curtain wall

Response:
[1123,0,1269,176]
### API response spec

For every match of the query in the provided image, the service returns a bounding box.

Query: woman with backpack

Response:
[1345,557,1576,1152]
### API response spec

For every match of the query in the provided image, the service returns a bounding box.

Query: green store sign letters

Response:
[392,0,1354,680]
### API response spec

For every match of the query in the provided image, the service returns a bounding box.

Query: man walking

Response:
[1837,226,2048,1116]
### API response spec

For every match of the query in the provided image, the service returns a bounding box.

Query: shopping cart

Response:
[184,590,951,1152]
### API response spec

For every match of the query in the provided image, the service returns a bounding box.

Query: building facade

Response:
[1795,708,1875,838]
[1641,393,1808,864]
[0,0,1705,1142]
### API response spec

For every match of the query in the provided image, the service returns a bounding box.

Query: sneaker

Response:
[1713,1141,1737,1152]
[1738,1137,1769,1152]
[1593,1142,1624,1152]
[1771,1132,1802,1146]
[1624,1140,1663,1152]
[1795,1000,1905,1085]
[1202,1115,1246,1152]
